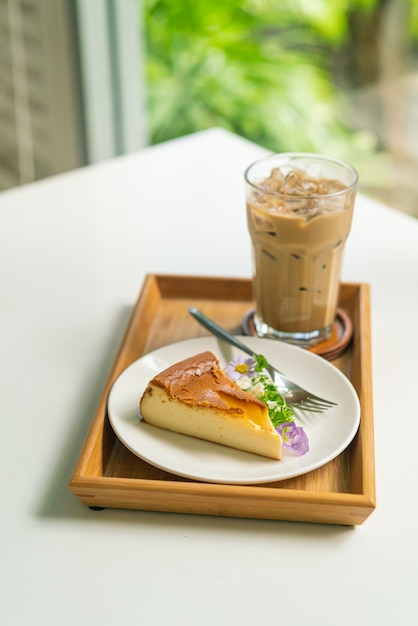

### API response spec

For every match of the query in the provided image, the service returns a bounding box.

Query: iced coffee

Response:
[245,153,358,346]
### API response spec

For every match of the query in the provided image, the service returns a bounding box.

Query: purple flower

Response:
[225,355,257,381]
[277,422,309,456]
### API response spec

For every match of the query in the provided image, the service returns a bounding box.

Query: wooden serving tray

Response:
[69,275,376,525]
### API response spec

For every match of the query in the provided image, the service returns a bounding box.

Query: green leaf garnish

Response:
[254,354,269,372]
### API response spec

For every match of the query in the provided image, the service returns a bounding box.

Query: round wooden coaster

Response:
[242,308,353,360]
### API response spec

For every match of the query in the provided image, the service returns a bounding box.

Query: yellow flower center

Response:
[236,363,248,374]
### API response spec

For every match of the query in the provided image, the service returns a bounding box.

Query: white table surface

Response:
[1,128,418,626]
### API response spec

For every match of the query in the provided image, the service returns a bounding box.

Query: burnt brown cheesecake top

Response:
[141,351,267,417]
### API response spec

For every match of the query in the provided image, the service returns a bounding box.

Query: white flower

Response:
[251,381,266,397]
[236,375,253,390]
[225,356,257,381]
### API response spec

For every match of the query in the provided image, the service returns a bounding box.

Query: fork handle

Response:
[188,307,256,359]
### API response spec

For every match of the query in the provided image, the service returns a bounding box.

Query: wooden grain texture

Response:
[69,275,376,525]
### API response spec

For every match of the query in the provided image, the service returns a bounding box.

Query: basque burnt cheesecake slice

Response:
[139,351,282,460]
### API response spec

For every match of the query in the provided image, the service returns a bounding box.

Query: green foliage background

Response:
[143,0,416,162]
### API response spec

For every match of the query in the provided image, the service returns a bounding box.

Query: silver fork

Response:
[189,307,337,413]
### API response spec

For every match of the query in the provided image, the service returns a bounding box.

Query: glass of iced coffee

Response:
[245,153,358,346]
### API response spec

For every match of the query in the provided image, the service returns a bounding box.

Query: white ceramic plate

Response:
[107,336,360,484]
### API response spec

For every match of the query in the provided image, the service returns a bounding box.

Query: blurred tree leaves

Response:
[142,0,410,160]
